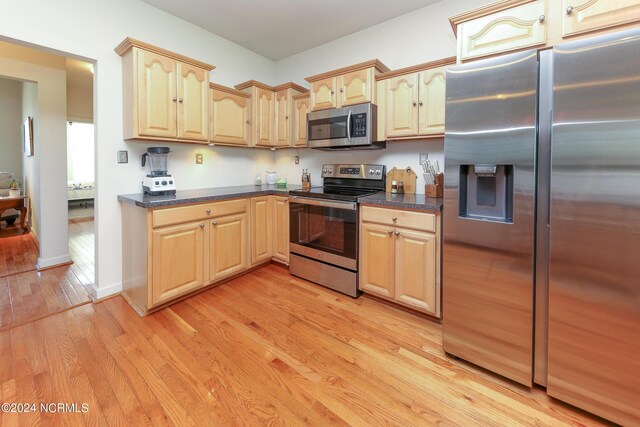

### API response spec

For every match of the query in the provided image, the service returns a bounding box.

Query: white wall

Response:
[0,78,23,179]
[67,86,92,122]
[0,0,277,298]
[273,0,491,192]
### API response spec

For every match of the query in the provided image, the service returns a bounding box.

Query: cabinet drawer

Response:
[361,206,436,232]
[153,199,246,228]
[458,1,547,61]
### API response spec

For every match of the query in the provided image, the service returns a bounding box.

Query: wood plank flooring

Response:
[0,220,94,332]
[0,264,611,426]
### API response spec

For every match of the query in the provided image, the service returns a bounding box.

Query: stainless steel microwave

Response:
[307,102,385,150]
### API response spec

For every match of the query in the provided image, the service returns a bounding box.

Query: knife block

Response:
[425,173,444,198]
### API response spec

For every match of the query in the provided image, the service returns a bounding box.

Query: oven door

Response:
[289,196,357,270]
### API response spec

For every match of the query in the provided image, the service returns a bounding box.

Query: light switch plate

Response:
[117,150,128,164]
[294,156,299,165]
[196,153,203,164]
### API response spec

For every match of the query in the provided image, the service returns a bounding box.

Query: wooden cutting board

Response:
[385,167,417,194]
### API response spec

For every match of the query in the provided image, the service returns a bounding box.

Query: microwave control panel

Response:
[352,113,367,137]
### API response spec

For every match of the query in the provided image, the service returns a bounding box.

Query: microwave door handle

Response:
[346,110,352,142]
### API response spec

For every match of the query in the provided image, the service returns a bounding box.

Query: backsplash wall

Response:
[273,139,444,194]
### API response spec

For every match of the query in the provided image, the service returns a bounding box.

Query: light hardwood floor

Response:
[0,264,611,426]
[0,220,94,332]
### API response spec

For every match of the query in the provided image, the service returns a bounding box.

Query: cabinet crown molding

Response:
[292,92,310,100]
[272,82,309,94]
[114,37,215,71]
[304,59,391,83]
[209,82,252,98]
[448,0,536,35]
[234,80,274,91]
[377,57,457,81]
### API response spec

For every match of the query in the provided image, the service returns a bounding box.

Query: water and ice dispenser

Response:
[459,164,513,223]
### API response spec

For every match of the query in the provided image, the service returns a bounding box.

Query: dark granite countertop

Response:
[358,192,443,212]
[118,185,300,208]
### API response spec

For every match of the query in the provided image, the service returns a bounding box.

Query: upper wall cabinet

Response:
[305,59,390,111]
[292,93,310,148]
[561,0,640,37]
[115,38,214,143]
[235,81,307,149]
[451,0,640,62]
[455,1,547,62]
[209,83,251,147]
[376,57,455,141]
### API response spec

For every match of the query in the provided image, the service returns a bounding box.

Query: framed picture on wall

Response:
[23,116,34,157]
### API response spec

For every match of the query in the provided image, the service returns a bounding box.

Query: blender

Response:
[141,147,176,195]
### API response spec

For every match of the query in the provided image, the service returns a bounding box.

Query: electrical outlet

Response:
[294,156,299,165]
[419,153,428,164]
[196,153,203,164]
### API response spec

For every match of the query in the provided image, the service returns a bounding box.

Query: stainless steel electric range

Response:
[288,164,385,297]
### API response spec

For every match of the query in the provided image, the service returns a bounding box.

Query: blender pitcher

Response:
[142,147,170,176]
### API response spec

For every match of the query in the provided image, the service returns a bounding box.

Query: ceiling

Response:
[66,58,93,90]
[139,0,441,60]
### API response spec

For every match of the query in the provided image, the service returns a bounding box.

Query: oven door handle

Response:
[346,109,352,142]
[288,196,356,211]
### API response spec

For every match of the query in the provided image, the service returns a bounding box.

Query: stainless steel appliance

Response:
[307,103,385,150]
[289,164,385,296]
[443,29,640,426]
[142,147,176,195]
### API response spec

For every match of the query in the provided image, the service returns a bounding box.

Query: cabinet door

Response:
[272,196,290,264]
[562,0,640,37]
[151,221,205,306]
[395,228,438,316]
[386,74,420,138]
[176,63,209,141]
[274,90,291,147]
[254,89,275,147]
[418,67,447,136]
[250,196,273,265]
[359,222,395,298]
[210,89,250,146]
[209,213,247,282]
[310,77,337,111]
[137,50,177,138]
[338,69,373,107]
[458,1,547,61]
[293,96,309,147]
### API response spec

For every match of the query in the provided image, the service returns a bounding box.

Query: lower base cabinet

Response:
[121,194,289,315]
[359,205,441,318]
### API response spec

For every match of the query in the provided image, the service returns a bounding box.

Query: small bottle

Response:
[255,173,262,186]
[397,181,404,194]
[391,180,398,194]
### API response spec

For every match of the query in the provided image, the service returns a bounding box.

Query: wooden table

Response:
[0,196,28,230]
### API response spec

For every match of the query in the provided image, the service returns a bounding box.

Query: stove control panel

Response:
[321,164,385,180]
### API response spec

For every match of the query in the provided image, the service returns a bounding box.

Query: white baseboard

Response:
[93,282,123,300]
[36,254,73,270]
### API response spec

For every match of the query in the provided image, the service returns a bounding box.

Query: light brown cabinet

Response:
[272,196,290,264]
[377,58,454,141]
[209,83,251,146]
[116,38,213,143]
[305,60,390,112]
[293,93,310,147]
[151,221,206,306]
[359,205,441,318]
[561,0,640,37]
[209,213,247,282]
[236,81,307,148]
[250,196,273,265]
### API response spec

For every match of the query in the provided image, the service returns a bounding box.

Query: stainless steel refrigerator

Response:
[443,29,640,426]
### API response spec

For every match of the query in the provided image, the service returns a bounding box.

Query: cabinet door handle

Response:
[246,120,251,124]
[172,97,177,102]
[339,88,344,93]
[330,89,335,95]
[395,230,400,236]
[212,221,217,225]
[566,5,573,14]
[392,217,398,222]
[538,14,545,23]
[285,115,289,119]
[199,223,205,228]
[412,101,417,107]
[179,98,183,103]
[388,230,393,235]
[418,101,423,106]
[205,209,211,214]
